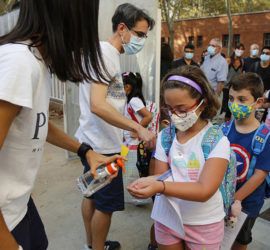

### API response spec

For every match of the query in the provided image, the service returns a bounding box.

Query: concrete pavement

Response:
[32,116,270,250]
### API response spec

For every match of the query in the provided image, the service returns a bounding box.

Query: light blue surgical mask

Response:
[207,46,216,56]
[122,30,146,55]
[251,49,259,57]
[185,52,194,60]
[260,54,270,62]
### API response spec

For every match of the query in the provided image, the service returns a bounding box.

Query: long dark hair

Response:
[122,72,146,105]
[0,0,110,83]
[230,43,245,66]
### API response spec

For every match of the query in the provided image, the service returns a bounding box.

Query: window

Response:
[264,33,270,46]
[223,34,228,47]
[197,36,203,48]
[233,34,240,47]
[188,36,194,45]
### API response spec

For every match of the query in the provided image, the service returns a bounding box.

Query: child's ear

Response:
[255,97,264,108]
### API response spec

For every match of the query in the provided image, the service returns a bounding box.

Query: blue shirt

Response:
[201,54,228,91]
[227,121,270,217]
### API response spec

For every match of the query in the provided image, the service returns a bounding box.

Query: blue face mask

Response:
[185,52,194,60]
[251,49,259,57]
[122,30,146,55]
[207,46,216,56]
[228,102,255,120]
[260,54,270,62]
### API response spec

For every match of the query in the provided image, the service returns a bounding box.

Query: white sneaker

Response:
[83,244,92,250]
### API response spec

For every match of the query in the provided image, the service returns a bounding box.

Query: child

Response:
[123,72,153,145]
[127,65,231,250]
[225,73,270,250]
[122,72,153,204]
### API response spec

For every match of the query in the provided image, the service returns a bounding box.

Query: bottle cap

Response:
[105,159,126,175]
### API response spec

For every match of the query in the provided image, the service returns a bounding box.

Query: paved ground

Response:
[32,116,270,250]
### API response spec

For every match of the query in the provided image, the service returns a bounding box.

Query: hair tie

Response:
[167,75,203,95]
[123,72,130,76]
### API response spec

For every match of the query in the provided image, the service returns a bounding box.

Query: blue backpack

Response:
[160,124,237,215]
[221,120,270,198]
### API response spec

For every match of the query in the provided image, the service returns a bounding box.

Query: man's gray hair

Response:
[211,38,222,48]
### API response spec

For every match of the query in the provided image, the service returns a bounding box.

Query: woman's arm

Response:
[46,122,126,179]
[90,83,156,149]
[0,100,21,249]
[128,157,228,202]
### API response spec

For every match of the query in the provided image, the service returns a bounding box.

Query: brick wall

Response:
[161,11,270,64]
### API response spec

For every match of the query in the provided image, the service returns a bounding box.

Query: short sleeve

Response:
[217,58,228,82]
[0,49,39,109]
[129,97,145,112]
[255,137,270,172]
[208,136,230,161]
[154,132,168,163]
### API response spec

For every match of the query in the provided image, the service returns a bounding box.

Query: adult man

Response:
[75,3,155,250]
[250,46,270,91]
[173,43,199,68]
[243,43,260,73]
[201,38,228,96]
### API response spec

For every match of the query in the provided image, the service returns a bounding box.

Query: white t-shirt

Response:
[0,43,51,230]
[75,41,126,154]
[123,97,145,146]
[154,122,230,225]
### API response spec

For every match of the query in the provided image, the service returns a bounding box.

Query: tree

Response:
[160,0,182,56]
[0,0,17,15]
[226,0,233,56]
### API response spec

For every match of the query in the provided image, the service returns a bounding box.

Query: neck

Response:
[108,33,124,53]
[234,113,260,133]
[184,58,191,64]
[261,61,270,68]
[250,55,257,59]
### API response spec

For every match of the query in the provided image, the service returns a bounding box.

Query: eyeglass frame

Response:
[162,100,203,118]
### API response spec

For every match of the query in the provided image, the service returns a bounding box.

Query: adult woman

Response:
[0,1,123,249]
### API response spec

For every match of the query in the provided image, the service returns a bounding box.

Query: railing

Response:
[51,76,64,102]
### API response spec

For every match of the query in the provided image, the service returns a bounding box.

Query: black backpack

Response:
[136,142,152,177]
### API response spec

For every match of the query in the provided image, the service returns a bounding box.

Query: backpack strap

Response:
[127,104,139,123]
[161,124,176,157]
[201,125,224,160]
[220,120,234,136]
[247,124,270,179]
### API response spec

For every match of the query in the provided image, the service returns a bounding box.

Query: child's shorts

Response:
[80,153,124,213]
[155,219,224,250]
[236,216,257,245]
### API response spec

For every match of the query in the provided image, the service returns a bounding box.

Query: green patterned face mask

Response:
[228,102,256,120]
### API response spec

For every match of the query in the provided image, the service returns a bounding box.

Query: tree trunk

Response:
[226,0,233,57]
[168,21,174,57]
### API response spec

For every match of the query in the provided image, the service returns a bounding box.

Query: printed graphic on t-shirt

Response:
[107,73,125,99]
[171,152,201,182]
[187,152,201,181]
[231,143,251,183]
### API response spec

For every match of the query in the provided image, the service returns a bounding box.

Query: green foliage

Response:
[159,0,270,20]
[0,0,17,15]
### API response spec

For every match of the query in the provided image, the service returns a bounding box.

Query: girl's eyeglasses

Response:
[161,101,199,118]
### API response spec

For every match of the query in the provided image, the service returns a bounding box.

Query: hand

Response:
[136,126,156,150]
[130,131,138,138]
[231,200,242,217]
[85,150,127,179]
[126,176,162,199]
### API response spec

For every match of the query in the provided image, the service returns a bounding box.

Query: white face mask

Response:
[235,49,244,57]
[170,100,203,132]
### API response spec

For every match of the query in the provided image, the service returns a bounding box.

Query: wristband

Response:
[156,180,166,196]
[77,143,93,160]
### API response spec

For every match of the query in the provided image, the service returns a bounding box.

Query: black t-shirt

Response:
[250,62,270,90]
[243,57,260,72]
[173,57,199,68]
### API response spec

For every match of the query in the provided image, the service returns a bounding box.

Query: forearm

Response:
[235,172,267,201]
[0,210,18,250]
[91,101,141,132]
[216,82,224,95]
[140,116,152,128]
[46,121,80,153]
[159,181,217,202]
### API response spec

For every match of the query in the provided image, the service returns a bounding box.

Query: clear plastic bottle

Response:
[77,159,125,197]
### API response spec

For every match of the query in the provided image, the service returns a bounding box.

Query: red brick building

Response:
[161,11,270,64]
